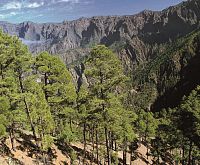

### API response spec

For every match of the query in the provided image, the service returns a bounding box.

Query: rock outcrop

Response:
[0,0,199,66]
[1,0,200,109]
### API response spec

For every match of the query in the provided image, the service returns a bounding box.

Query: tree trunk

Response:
[9,127,15,151]
[44,73,48,101]
[115,141,117,151]
[83,123,86,165]
[70,118,72,132]
[42,152,47,165]
[111,133,114,150]
[123,150,125,165]
[123,149,126,165]
[123,140,127,165]
[23,97,38,145]
[105,127,110,165]
[182,145,185,165]
[157,155,160,164]
[108,131,110,150]
[0,64,4,80]
[188,141,193,165]
[89,126,92,142]
[91,125,95,165]
[96,129,99,165]
[18,75,38,146]
[130,151,132,165]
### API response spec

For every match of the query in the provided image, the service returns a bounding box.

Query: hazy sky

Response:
[0,0,185,23]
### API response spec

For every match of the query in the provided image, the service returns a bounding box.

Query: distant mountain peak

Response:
[0,0,199,60]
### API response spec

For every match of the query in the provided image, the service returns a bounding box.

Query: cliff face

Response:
[0,0,200,65]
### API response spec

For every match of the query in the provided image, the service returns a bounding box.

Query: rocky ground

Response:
[0,136,156,165]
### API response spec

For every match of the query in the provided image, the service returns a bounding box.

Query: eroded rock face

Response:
[0,0,199,89]
[0,0,199,57]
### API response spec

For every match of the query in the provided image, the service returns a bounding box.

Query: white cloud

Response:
[52,0,80,5]
[0,1,44,10]
[0,0,90,11]
[59,0,79,3]
[0,14,6,19]
[0,12,18,19]
[2,2,22,10]
[26,2,44,8]
[10,12,17,16]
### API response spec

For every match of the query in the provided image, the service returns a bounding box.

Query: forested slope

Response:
[0,27,199,164]
[132,29,200,111]
[0,1,200,164]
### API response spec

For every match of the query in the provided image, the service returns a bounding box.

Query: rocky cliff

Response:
[0,0,200,66]
[1,0,200,110]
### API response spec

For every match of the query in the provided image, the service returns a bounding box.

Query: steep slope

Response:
[0,0,200,67]
[0,0,200,111]
[132,28,200,110]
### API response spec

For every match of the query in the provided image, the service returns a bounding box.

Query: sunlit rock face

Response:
[0,0,200,110]
[0,0,199,66]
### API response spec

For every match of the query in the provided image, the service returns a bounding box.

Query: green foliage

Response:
[35,51,78,143]
[1,29,199,165]
[178,86,200,147]
[41,135,54,151]
[70,149,77,165]
[111,152,119,165]
[0,31,31,141]
[132,30,200,111]
[84,45,137,164]
[35,52,76,103]
[134,30,200,85]
[59,123,78,144]
[0,124,6,138]
[135,109,158,145]
[152,85,200,164]
[0,97,10,113]
[0,31,55,152]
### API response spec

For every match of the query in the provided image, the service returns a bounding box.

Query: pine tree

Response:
[77,84,90,163]
[85,45,133,164]
[0,97,9,139]
[12,37,40,146]
[23,76,54,148]
[34,52,77,141]
[176,86,200,164]
[0,31,34,149]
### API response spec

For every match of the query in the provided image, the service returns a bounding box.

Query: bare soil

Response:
[0,137,157,165]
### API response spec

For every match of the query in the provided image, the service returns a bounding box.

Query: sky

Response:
[0,0,186,23]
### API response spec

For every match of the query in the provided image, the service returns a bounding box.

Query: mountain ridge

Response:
[0,1,200,164]
[0,0,199,58]
[1,0,200,109]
